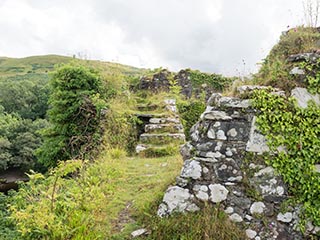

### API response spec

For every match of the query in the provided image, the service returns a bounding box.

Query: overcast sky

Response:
[0,0,307,76]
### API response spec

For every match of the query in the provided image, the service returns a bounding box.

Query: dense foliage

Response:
[2,160,119,239]
[37,64,106,167]
[0,108,48,171]
[0,78,49,120]
[177,100,206,140]
[300,58,320,94]
[252,89,320,227]
[187,69,233,92]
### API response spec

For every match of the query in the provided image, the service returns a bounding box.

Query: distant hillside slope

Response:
[0,54,146,82]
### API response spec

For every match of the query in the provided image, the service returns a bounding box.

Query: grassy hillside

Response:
[253,26,320,91]
[0,54,146,85]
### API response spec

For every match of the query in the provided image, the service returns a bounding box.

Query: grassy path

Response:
[98,151,182,239]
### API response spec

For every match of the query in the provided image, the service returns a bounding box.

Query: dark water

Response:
[0,168,28,193]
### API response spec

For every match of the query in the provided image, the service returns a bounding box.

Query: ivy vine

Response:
[300,59,320,94]
[252,89,320,227]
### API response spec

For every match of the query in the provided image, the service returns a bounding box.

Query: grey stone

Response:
[164,99,176,105]
[313,226,320,234]
[246,229,257,239]
[225,149,233,157]
[136,144,147,153]
[218,97,251,108]
[209,184,229,203]
[206,151,222,159]
[176,176,189,188]
[246,116,269,153]
[254,167,274,177]
[287,52,320,62]
[181,160,202,180]
[131,228,148,238]
[207,129,216,139]
[277,212,293,223]
[166,105,177,112]
[291,87,320,109]
[237,85,269,95]
[227,128,238,137]
[202,110,232,121]
[186,203,200,212]
[180,142,195,160]
[193,185,209,201]
[158,186,196,217]
[290,67,305,75]
[225,206,234,214]
[315,164,320,173]
[207,93,222,106]
[216,130,227,140]
[229,213,243,222]
[250,202,266,214]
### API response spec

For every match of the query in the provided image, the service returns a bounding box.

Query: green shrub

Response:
[8,160,120,239]
[103,111,140,154]
[177,100,206,140]
[300,59,320,94]
[0,110,49,171]
[187,69,233,92]
[36,64,107,167]
[0,193,20,239]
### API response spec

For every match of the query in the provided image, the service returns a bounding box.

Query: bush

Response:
[36,64,106,167]
[0,110,49,171]
[177,100,206,140]
[7,160,119,239]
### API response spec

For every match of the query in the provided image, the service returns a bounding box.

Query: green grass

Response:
[99,151,183,238]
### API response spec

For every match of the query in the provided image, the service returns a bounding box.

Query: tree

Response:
[36,64,106,168]
[0,79,49,120]
[0,107,48,171]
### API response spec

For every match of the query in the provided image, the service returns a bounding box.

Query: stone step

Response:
[140,133,185,145]
[145,123,184,134]
[135,144,179,157]
[149,117,180,124]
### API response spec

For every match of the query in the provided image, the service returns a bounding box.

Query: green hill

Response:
[0,54,146,82]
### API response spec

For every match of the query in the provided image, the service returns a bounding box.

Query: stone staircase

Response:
[135,99,185,157]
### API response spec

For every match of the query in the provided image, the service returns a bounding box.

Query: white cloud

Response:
[0,0,305,75]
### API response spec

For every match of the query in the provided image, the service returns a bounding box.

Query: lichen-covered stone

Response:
[245,229,257,239]
[250,202,266,214]
[180,159,202,180]
[229,213,243,222]
[209,184,229,203]
[277,212,293,223]
[157,186,198,217]
[291,87,320,109]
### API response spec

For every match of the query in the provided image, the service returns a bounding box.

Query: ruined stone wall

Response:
[158,87,320,240]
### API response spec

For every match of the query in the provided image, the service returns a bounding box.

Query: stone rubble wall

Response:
[158,87,320,240]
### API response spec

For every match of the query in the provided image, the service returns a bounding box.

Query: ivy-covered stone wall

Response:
[158,86,320,240]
